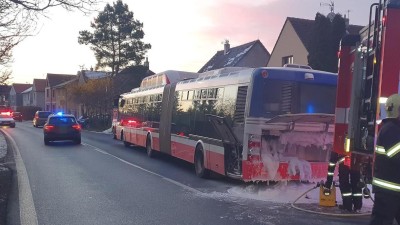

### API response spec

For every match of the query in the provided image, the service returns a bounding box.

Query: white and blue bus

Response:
[116,66,337,181]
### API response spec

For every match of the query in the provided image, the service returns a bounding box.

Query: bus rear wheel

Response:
[194,145,210,178]
[146,136,154,158]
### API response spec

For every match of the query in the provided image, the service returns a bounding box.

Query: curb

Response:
[0,131,12,225]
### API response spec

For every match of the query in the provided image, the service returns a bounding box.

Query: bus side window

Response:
[120,99,126,107]
[188,91,194,100]
[217,88,224,99]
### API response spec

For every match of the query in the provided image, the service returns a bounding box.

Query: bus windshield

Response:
[249,79,336,118]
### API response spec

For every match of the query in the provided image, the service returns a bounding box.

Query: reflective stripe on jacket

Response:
[373,118,400,194]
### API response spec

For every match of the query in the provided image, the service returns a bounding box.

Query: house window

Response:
[282,55,294,66]
[46,89,49,98]
[52,90,55,98]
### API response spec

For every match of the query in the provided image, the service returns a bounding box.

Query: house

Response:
[198,40,270,73]
[267,17,364,67]
[52,69,111,117]
[0,85,11,106]
[53,78,79,116]
[114,65,155,96]
[9,83,32,111]
[45,73,76,112]
[21,87,33,106]
[31,79,46,110]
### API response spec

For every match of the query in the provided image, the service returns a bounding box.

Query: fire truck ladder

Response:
[359,2,383,152]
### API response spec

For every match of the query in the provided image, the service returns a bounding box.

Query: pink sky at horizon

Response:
[10,0,376,84]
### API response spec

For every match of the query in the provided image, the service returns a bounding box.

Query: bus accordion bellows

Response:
[114,67,338,182]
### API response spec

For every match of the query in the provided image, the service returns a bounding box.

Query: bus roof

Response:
[140,70,199,89]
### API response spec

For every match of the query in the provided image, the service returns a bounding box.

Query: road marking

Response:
[2,131,38,225]
[82,142,202,194]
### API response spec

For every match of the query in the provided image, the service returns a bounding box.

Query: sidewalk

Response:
[0,132,11,225]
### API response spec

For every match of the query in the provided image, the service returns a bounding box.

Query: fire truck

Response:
[323,0,400,210]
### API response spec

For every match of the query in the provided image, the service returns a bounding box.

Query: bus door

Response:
[159,83,177,155]
[207,115,243,178]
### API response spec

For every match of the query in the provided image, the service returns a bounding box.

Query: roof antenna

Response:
[320,0,334,13]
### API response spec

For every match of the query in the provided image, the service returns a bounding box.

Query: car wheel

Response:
[146,135,154,158]
[194,145,210,178]
[74,138,81,145]
[44,138,50,145]
[10,124,15,128]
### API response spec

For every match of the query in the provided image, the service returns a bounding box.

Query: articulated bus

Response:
[115,67,337,181]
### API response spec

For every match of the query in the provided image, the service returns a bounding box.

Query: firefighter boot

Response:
[339,163,353,211]
[351,170,363,211]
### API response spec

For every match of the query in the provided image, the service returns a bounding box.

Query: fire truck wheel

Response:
[194,145,210,178]
[146,135,154,158]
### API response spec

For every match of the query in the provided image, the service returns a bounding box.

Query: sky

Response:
[10,0,377,84]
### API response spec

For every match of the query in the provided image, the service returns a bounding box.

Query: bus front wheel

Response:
[146,136,154,158]
[194,145,210,178]
[122,132,130,147]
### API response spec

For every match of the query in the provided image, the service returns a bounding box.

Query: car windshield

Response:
[48,117,76,125]
[39,112,52,118]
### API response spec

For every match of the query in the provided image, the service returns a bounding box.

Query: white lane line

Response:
[2,131,38,225]
[82,142,202,194]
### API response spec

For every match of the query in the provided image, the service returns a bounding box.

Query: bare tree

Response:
[7,0,97,14]
[0,0,99,83]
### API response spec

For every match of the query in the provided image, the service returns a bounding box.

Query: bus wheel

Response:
[194,145,210,178]
[146,136,154,158]
[122,132,130,147]
[112,127,117,139]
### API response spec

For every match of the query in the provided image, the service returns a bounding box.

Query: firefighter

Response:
[326,152,362,211]
[370,94,400,225]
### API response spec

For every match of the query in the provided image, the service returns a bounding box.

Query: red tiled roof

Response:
[33,79,46,92]
[12,83,32,94]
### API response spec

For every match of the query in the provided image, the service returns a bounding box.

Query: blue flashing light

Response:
[56,112,63,116]
[307,104,315,113]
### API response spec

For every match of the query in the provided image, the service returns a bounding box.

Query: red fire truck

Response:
[324,0,400,211]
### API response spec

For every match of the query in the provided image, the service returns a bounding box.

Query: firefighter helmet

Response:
[385,94,400,118]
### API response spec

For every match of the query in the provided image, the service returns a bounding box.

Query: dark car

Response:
[12,112,22,122]
[43,114,81,145]
[33,111,52,127]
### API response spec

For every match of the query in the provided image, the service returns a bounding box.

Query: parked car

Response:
[0,111,15,128]
[12,112,22,122]
[77,116,89,128]
[33,111,52,127]
[43,113,81,145]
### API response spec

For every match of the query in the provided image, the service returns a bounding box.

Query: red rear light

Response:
[344,156,351,168]
[72,124,81,131]
[44,125,54,131]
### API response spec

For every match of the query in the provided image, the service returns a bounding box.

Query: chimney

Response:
[144,57,149,68]
[224,39,230,55]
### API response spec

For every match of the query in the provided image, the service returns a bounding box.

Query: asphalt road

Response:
[3,121,370,225]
